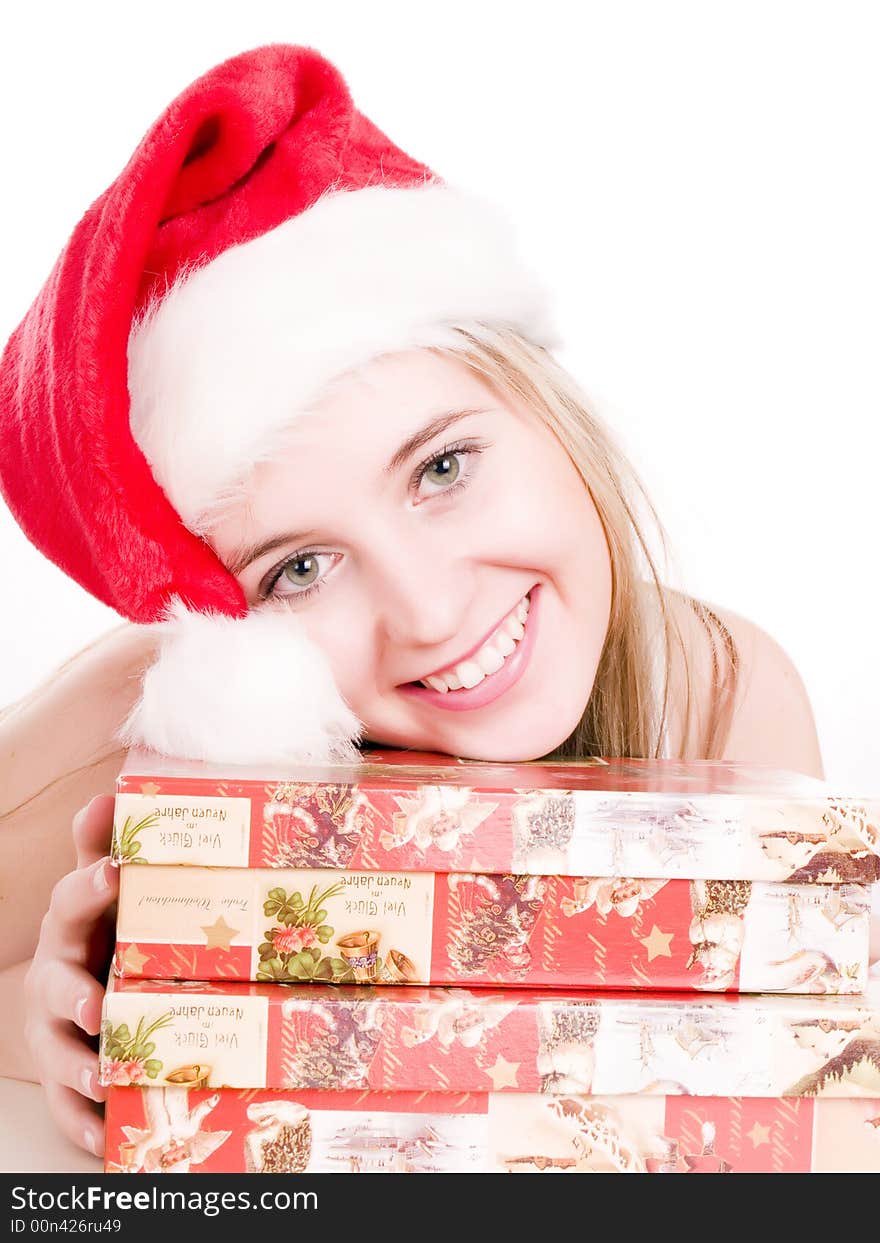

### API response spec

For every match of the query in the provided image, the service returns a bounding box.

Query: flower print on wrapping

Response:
[103,1058,141,1087]
[99,1012,173,1085]
[271,924,318,956]
[257,882,354,983]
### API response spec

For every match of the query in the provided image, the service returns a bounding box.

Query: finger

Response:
[43,857,119,954]
[34,1023,107,1102]
[39,959,106,1037]
[43,1080,105,1158]
[73,794,116,869]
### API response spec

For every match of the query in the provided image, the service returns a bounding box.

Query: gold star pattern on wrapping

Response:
[120,944,151,975]
[485,1054,520,1090]
[139,783,161,797]
[746,1122,771,1148]
[200,915,240,952]
[638,925,674,961]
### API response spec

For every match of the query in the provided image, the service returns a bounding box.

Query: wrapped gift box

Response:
[104,1085,880,1173]
[99,976,880,1099]
[114,863,872,993]
[113,748,880,882]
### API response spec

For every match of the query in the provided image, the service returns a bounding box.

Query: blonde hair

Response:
[425,325,738,762]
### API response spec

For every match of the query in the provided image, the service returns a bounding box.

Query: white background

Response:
[0,1,877,787]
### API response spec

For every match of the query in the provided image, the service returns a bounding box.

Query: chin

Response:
[362,690,590,762]
[448,737,567,763]
[360,730,563,762]
[434,712,586,763]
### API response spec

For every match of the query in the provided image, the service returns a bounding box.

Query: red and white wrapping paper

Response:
[113,749,880,882]
[99,976,880,1099]
[104,1086,880,1173]
[114,863,872,993]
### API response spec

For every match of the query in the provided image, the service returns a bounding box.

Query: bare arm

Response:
[0,623,157,969]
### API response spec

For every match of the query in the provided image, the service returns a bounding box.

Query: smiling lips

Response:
[399,587,540,712]
[420,592,530,691]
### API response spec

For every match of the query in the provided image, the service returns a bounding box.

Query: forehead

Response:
[293,348,496,446]
[211,349,507,547]
[260,349,502,478]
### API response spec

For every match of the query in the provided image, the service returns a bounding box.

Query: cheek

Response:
[482,451,607,576]
[299,611,373,710]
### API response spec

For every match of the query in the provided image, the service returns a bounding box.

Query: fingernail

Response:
[83,1127,100,1157]
[80,1067,95,1097]
[92,859,111,893]
[75,995,89,1029]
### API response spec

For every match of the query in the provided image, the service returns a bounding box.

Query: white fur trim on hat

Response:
[127,182,558,532]
[116,599,364,766]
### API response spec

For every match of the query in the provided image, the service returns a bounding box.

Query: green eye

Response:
[283,555,320,586]
[264,550,337,602]
[424,453,460,486]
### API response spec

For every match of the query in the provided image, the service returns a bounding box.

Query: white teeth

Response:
[419,591,532,691]
[456,660,484,689]
[475,644,505,676]
[495,631,516,657]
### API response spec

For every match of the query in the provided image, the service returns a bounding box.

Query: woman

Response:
[0,44,824,1159]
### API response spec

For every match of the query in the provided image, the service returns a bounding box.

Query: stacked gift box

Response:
[100,748,880,1173]
[102,979,880,1172]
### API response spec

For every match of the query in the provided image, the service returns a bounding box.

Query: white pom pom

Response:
[117,598,364,766]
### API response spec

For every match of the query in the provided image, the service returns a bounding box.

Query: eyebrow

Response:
[226,407,489,577]
[382,407,488,476]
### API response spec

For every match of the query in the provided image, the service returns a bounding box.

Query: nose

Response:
[367,537,474,656]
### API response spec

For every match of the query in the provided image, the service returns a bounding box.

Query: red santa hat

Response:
[0,44,557,766]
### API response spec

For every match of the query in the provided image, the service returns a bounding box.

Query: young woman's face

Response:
[210,349,612,760]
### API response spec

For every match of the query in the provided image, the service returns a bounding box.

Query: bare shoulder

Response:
[28,623,155,711]
[664,591,825,778]
[0,622,159,816]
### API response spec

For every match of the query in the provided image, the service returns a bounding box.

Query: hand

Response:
[23,794,119,1158]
